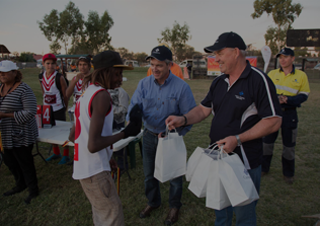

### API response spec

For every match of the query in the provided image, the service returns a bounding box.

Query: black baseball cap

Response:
[276,47,295,58]
[93,51,133,70]
[204,32,247,53]
[145,46,173,61]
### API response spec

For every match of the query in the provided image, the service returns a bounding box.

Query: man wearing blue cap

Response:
[127,46,196,225]
[262,47,310,184]
[166,32,282,226]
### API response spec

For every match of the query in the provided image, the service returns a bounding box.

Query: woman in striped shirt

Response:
[0,60,39,204]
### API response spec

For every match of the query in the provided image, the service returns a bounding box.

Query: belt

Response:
[145,128,159,136]
[281,107,296,112]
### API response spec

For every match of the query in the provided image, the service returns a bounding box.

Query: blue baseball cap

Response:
[145,46,173,61]
[276,47,295,58]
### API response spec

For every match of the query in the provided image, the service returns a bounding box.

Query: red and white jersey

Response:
[73,77,83,106]
[72,84,113,180]
[41,71,64,112]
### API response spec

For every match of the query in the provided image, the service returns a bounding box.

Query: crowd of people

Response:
[0,31,310,226]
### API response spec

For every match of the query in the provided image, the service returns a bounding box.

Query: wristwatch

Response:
[235,135,242,146]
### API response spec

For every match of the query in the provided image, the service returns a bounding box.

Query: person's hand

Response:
[129,104,142,122]
[122,121,142,138]
[109,158,118,172]
[76,73,84,81]
[216,136,238,153]
[278,95,288,104]
[122,104,142,138]
[158,132,166,138]
[165,116,184,130]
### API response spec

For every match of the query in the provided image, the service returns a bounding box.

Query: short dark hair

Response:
[76,58,91,67]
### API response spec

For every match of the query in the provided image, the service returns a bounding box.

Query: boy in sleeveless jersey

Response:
[66,56,91,107]
[68,51,142,225]
[40,53,70,164]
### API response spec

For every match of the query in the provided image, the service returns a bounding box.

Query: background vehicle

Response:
[124,60,140,67]
[192,55,207,78]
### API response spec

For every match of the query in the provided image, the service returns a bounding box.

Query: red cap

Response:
[42,53,57,62]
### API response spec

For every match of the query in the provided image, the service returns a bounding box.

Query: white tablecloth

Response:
[37,120,142,152]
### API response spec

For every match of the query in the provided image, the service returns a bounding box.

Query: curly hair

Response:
[82,67,122,90]
[14,70,23,82]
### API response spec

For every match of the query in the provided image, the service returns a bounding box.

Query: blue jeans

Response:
[214,165,261,226]
[142,129,183,209]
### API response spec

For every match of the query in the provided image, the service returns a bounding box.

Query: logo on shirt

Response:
[293,79,299,83]
[235,91,245,100]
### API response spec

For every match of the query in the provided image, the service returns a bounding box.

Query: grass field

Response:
[0,67,319,226]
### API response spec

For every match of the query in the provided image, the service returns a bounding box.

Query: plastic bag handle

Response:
[219,145,251,170]
[165,124,177,138]
[218,145,229,159]
[207,143,219,154]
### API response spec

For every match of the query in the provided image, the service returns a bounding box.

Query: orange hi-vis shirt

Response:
[147,62,184,80]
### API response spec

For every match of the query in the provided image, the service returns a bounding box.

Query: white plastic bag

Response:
[206,147,231,210]
[188,145,219,198]
[219,151,259,207]
[154,127,187,183]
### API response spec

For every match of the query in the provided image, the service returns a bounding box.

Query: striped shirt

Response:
[0,82,38,149]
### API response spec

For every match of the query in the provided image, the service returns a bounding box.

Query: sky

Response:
[1,0,320,56]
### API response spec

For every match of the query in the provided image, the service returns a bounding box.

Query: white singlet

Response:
[72,84,113,180]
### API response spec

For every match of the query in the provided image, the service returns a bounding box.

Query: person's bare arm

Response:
[39,81,44,95]
[87,91,125,153]
[166,104,212,130]
[217,117,282,153]
[0,112,14,118]
[60,76,69,109]
[66,76,78,99]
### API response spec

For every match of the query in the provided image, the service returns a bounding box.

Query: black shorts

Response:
[53,107,66,121]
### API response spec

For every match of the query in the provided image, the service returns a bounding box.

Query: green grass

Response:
[0,68,319,226]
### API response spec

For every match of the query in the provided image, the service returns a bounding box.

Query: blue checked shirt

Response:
[127,71,196,136]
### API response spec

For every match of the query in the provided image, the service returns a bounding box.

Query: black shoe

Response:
[24,192,39,204]
[283,176,294,185]
[3,187,26,196]
[139,205,160,218]
[165,208,179,225]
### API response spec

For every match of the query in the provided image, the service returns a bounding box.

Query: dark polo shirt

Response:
[201,61,282,169]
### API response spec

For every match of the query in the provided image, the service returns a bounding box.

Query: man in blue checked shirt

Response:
[127,46,196,225]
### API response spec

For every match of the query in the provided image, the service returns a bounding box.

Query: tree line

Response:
[32,0,319,63]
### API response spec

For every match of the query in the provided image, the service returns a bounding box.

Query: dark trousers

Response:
[112,121,128,171]
[142,129,182,209]
[262,109,297,177]
[3,144,39,195]
[53,107,66,121]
